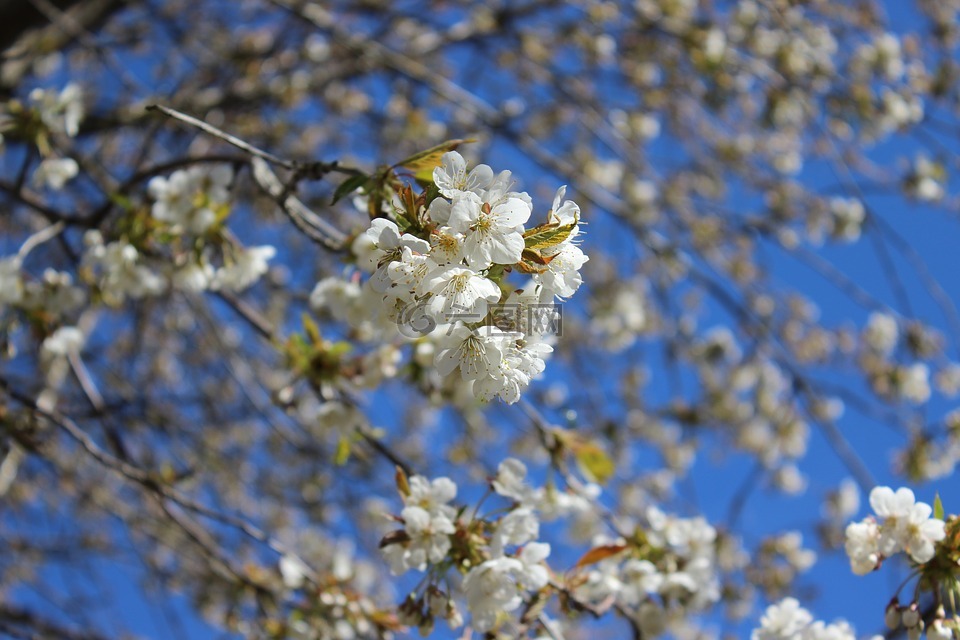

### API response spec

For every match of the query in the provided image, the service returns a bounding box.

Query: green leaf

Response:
[934,492,944,520]
[394,213,414,233]
[301,313,322,345]
[395,466,410,497]
[334,435,351,465]
[572,441,615,484]
[332,174,369,205]
[523,222,577,252]
[392,138,475,181]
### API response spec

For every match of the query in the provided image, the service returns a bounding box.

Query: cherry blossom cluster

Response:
[379,461,556,635]
[751,597,867,640]
[843,487,960,640]
[0,232,87,367]
[80,164,275,303]
[860,312,933,405]
[349,151,587,403]
[844,486,946,574]
[572,506,722,637]
[3,84,86,191]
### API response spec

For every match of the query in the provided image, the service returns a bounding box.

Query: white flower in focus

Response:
[870,486,918,555]
[211,245,275,292]
[896,500,945,564]
[844,519,880,575]
[32,157,78,190]
[535,242,589,300]
[548,186,581,241]
[498,286,558,338]
[433,151,493,199]
[399,505,455,570]
[447,192,531,269]
[351,232,379,272]
[364,218,430,292]
[475,340,553,404]
[384,246,431,301]
[421,265,501,323]
[434,324,506,381]
[428,227,465,265]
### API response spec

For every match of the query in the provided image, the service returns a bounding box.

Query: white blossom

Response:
[364,218,430,291]
[863,312,898,354]
[404,475,457,519]
[32,157,78,190]
[434,323,506,381]
[210,245,275,292]
[447,191,530,269]
[752,597,813,640]
[535,242,589,300]
[492,458,541,505]
[0,257,23,306]
[396,505,455,571]
[30,83,84,137]
[83,231,166,302]
[41,326,84,359]
[433,151,493,199]
[461,557,524,632]
[421,265,501,323]
[844,519,880,575]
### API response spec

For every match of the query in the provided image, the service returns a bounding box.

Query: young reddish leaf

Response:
[572,544,628,570]
[379,529,411,548]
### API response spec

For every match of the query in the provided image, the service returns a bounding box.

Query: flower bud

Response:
[902,603,921,628]
[885,600,901,629]
[906,619,924,640]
